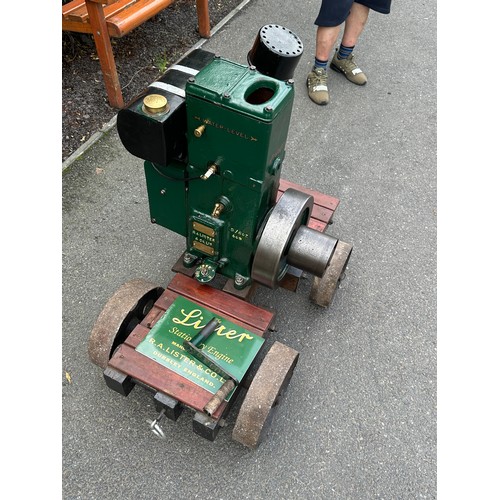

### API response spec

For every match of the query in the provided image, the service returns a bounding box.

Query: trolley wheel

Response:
[309,240,353,308]
[89,279,164,369]
[232,341,299,449]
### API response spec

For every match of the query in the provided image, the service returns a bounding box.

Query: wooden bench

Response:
[62,0,211,108]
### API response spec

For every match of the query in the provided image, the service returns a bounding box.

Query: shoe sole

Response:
[330,63,367,86]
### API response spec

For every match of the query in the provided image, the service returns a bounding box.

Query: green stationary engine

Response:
[117,25,347,295]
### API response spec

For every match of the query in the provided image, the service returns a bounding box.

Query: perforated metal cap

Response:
[247,24,303,80]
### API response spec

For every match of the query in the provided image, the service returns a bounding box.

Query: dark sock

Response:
[338,44,354,59]
[314,57,328,70]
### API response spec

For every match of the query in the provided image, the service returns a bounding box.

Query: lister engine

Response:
[117,25,349,300]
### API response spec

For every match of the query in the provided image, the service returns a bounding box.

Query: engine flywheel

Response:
[251,188,313,288]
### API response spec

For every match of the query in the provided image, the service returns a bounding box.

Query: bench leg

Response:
[85,0,124,108]
[196,0,211,38]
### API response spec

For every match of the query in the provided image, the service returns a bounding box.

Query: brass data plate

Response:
[193,240,215,255]
[193,222,215,237]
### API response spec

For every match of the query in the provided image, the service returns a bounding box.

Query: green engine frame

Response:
[144,57,296,288]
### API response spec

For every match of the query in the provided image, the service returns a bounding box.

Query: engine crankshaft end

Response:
[251,188,337,289]
[286,226,337,278]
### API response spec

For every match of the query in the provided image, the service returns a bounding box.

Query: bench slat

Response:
[63,2,88,19]
[63,0,84,16]
[63,0,167,37]
[65,0,138,24]
[108,0,176,37]
[63,0,111,21]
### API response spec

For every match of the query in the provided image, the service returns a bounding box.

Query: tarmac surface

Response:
[62,0,437,498]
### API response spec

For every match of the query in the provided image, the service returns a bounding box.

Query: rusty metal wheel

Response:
[89,279,164,369]
[309,240,353,308]
[232,341,299,449]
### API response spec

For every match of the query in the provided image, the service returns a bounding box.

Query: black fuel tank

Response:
[117,48,215,166]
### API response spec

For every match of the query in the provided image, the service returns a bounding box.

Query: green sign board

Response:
[136,296,264,397]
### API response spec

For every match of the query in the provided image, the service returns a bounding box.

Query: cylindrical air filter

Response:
[247,24,303,80]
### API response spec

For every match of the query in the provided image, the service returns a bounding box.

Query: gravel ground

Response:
[62,0,243,163]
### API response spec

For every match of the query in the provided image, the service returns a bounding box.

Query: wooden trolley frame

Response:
[89,179,352,448]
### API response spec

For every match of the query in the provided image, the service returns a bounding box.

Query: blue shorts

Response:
[315,0,392,27]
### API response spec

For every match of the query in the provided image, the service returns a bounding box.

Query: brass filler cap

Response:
[143,94,169,114]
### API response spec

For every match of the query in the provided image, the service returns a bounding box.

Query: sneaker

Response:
[330,49,367,85]
[306,67,329,105]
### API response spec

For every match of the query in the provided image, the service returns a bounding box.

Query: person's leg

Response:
[307,0,353,105]
[330,2,370,85]
[315,25,342,63]
[307,25,341,105]
[341,2,369,47]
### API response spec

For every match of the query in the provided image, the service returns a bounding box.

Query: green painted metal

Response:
[143,57,296,286]
[144,160,188,237]
[184,58,295,284]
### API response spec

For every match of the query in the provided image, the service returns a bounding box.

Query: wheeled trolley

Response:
[89,180,351,448]
[88,26,353,448]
